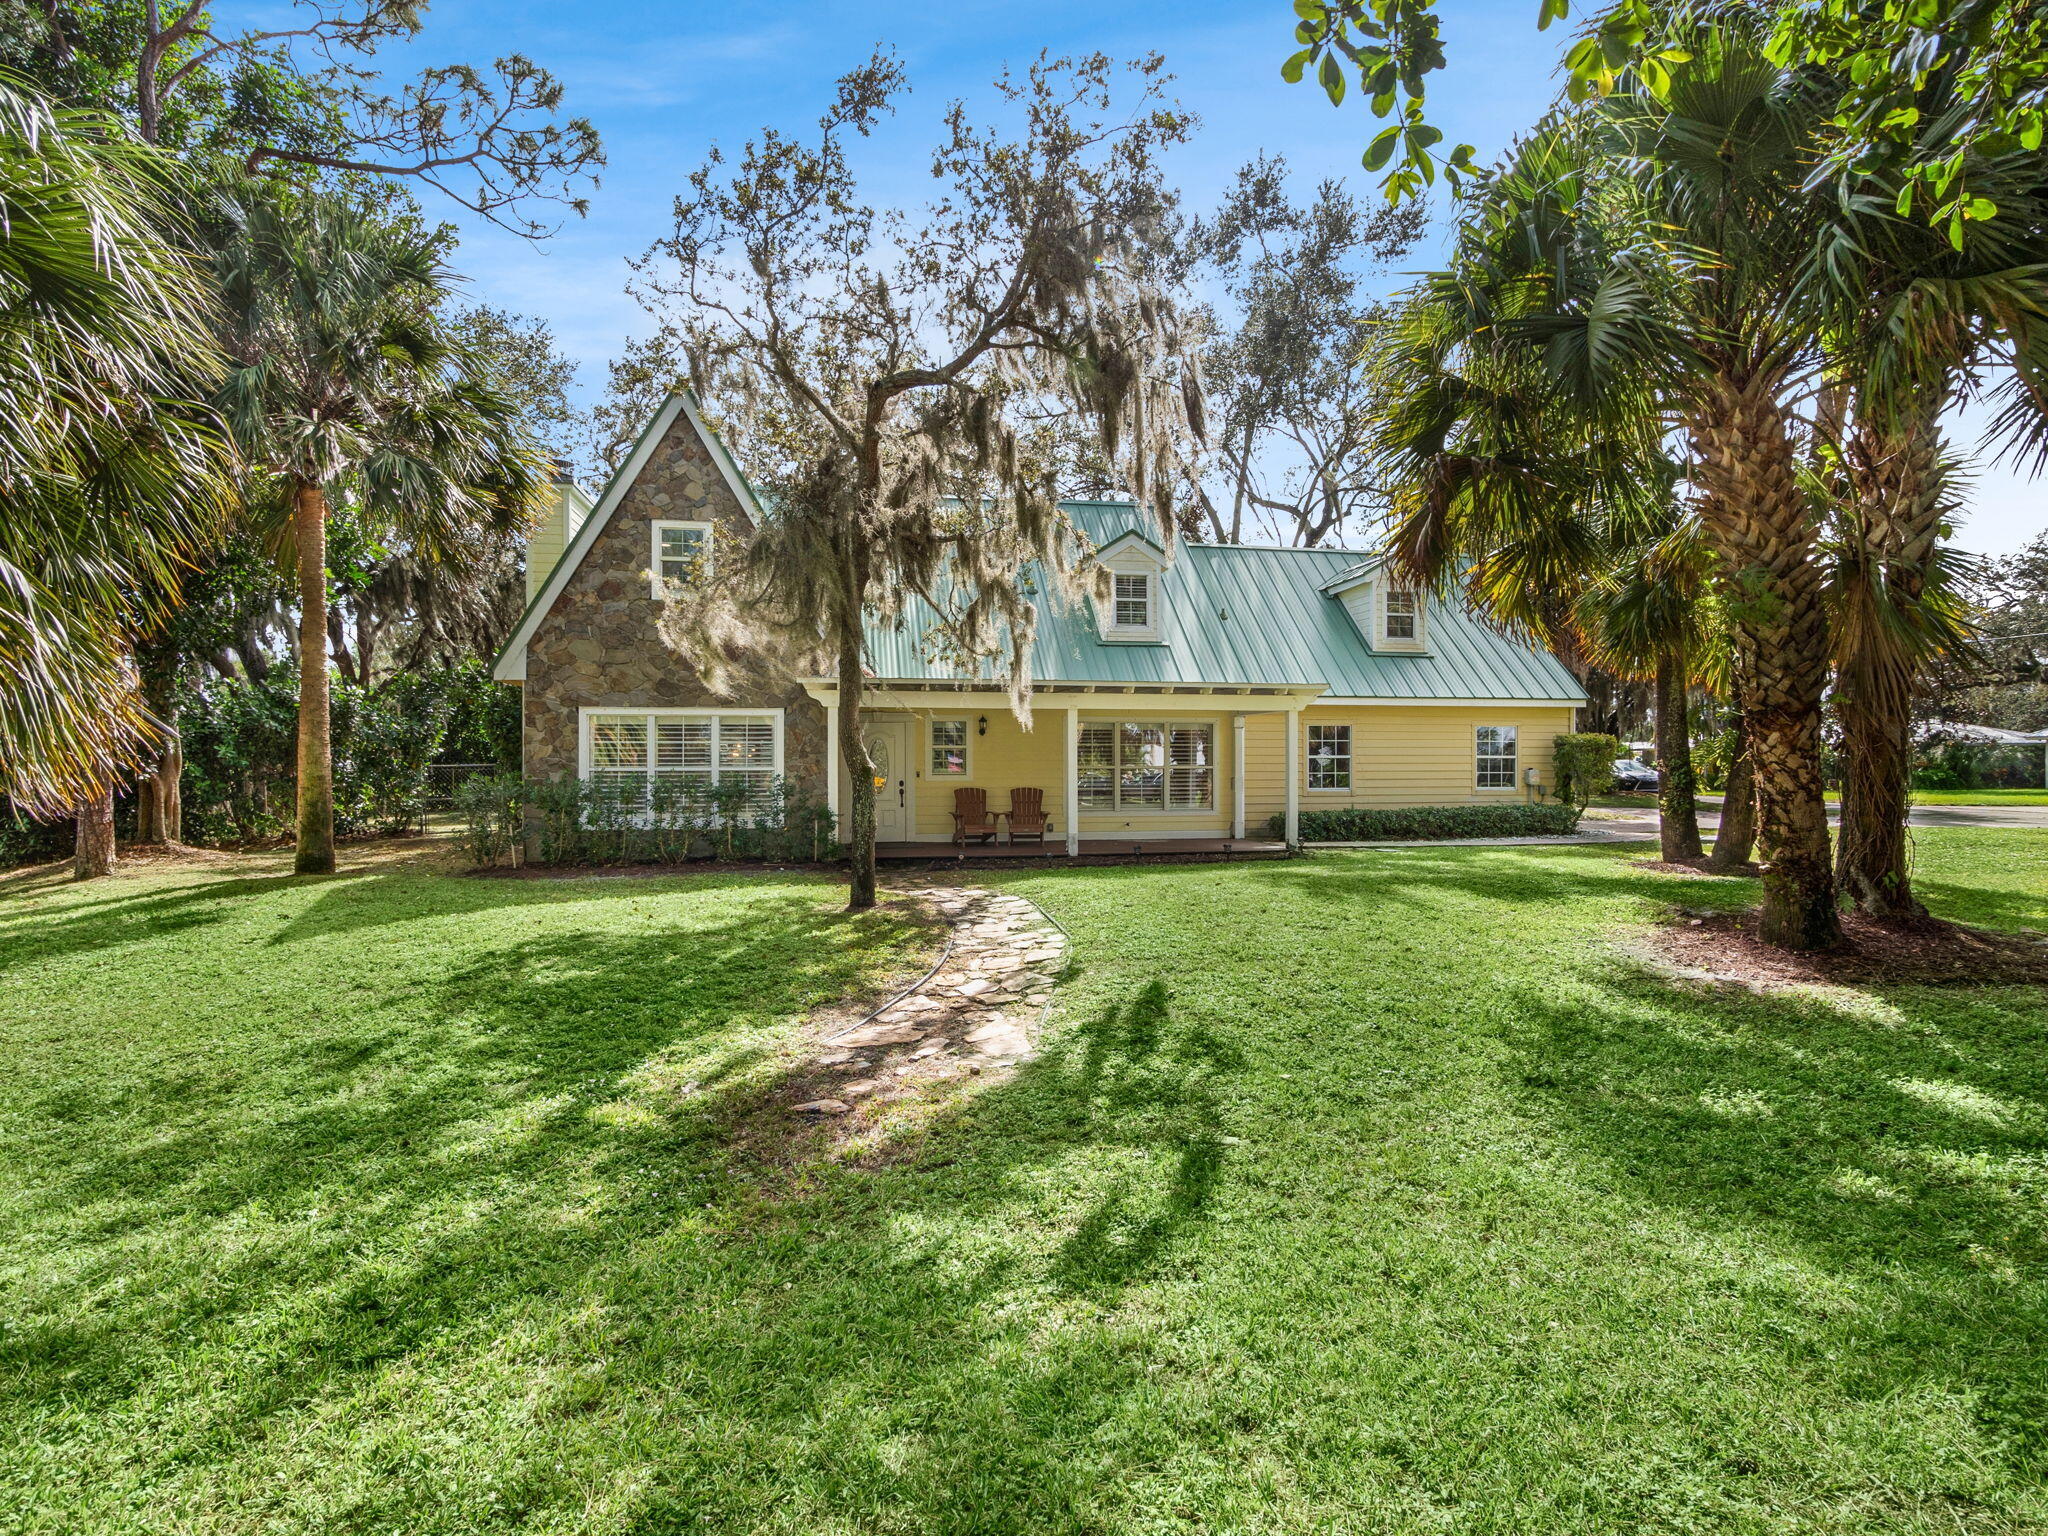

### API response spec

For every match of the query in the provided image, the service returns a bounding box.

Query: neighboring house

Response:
[493,393,1589,849]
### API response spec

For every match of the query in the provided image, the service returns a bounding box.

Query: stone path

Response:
[791,884,1067,1116]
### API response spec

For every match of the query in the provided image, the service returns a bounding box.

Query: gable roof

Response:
[492,391,762,683]
[492,398,1585,705]
[861,504,1588,703]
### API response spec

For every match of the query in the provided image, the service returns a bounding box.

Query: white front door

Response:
[866,719,914,843]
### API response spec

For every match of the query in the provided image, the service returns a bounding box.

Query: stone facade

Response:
[520,400,830,801]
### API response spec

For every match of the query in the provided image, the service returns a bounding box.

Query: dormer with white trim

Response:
[1092,529,1169,643]
[1320,559,1431,655]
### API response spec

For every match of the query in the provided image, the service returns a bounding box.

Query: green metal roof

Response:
[861,503,1587,701]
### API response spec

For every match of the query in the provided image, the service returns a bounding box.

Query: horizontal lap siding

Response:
[874,706,1237,840]
[1244,706,1577,827]
[901,707,1066,840]
[866,700,1574,840]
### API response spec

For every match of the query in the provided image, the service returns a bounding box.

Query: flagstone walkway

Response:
[791,883,1067,1116]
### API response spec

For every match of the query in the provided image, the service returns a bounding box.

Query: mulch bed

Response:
[1651,906,2048,988]
[1629,856,1763,877]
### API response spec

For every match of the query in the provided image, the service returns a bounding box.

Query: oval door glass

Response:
[868,732,892,780]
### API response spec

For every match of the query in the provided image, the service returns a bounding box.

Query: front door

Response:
[866,719,914,843]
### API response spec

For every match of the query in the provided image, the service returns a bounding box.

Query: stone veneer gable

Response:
[520,403,828,799]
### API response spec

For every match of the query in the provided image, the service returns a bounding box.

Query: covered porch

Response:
[802,679,1324,856]
[875,836,1290,863]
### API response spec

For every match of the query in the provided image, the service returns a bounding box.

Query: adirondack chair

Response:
[1006,787,1048,845]
[951,787,1000,846]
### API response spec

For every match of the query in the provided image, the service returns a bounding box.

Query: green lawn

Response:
[1,829,2044,1533]
[1590,788,2048,809]
[1908,788,2048,806]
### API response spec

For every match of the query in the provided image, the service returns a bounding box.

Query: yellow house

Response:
[816,510,1586,851]
[494,393,1586,852]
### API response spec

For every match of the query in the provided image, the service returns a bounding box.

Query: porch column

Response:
[1064,705,1080,857]
[1231,713,1247,840]
[825,698,841,828]
[1283,703,1301,845]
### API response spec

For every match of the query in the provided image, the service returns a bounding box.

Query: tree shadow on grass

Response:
[1507,958,2048,1467]
[1043,980,1239,1294]
[3,867,1242,1532]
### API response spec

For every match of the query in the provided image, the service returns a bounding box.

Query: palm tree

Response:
[1410,32,1844,947]
[1814,141,2048,918]
[1367,173,1715,868]
[0,74,230,868]
[210,186,541,874]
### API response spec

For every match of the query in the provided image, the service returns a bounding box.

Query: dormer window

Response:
[1385,588,1419,641]
[1113,573,1152,631]
[651,520,713,597]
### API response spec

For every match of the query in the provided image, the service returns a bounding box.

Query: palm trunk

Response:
[1708,718,1758,873]
[294,480,336,875]
[73,790,116,880]
[1688,372,1839,949]
[1654,650,1703,862]
[1835,399,1944,921]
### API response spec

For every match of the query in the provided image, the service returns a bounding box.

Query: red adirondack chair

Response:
[1006,787,1048,845]
[952,787,1000,846]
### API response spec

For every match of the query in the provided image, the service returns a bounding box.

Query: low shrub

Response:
[1272,802,1583,843]
[465,774,840,868]
[453,773,525,868]
[1550,732,1622,814]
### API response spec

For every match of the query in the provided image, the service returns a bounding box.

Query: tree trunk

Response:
[294,481,337,875]
[73,790,116,880]
[1708,718,1758,873]
[1688,375,1839,950]
[1654,649,1703,862]
[836,606,877,912]
[1835,398,1944,921]
[134,640,182,845]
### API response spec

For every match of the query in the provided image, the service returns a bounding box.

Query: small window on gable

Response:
[1113,572,1151,630]
[930,718,969,777]
[1385,588,1419,641]
[652,521,713,597]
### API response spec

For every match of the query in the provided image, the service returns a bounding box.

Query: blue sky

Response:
[357,0,2035,555]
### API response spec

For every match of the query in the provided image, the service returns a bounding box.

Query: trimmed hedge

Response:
[1270,802,1583,843]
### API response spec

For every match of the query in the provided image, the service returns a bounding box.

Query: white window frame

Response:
[1076,719,1216,813]
[1384,588,1420,642]
[1112,572,1152,631]
[929,717,970,778]
[1307,722,1352,791]
[649,520,714,599]
[578,707,785,817]
[1475,724,1518,791]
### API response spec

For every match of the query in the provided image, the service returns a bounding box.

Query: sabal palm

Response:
[1430,30,1844,947]
[0,75,229,819]
[1813,141,2048,916]
[211,187,540,874]
[1369,257,1712,862]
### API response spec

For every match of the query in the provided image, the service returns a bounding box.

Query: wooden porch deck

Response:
[875,838,1290,863]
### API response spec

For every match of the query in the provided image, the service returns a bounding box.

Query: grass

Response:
[1,829,2043,1533]
[1590,789,2048,809]
[1907,788,2048,806]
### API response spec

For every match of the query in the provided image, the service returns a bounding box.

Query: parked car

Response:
[1612,757,1660,794]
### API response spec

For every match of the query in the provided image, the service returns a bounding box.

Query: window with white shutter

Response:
[1075,720,1214,812]
[582,709,784,818]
